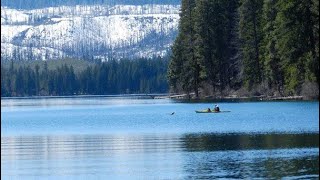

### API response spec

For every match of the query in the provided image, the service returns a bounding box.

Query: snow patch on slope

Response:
[1,4,180,60]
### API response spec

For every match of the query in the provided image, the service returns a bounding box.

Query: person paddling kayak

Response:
[195,104,231,113]
[214,104,220,112]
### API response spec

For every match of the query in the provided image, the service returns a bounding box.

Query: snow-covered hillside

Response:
[1,4,180,61]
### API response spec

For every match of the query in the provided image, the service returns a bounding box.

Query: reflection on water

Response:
[1,97,173,107]
[182,133,319,151]
[2,133,319,179]
[1,99,319,179]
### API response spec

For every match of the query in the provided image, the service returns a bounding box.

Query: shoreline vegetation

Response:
[1,58,169,97]
[1,93,317,101]
[167,0,319,100]
[156,93,317,101]
[1,1,319,100]
[156,94,311,101]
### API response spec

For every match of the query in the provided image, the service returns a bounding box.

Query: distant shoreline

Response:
[1,94,318,102]
[0,94,169,100]
[155,94,319,101]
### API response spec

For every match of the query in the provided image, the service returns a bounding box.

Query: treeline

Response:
[1,57,169,97]
[168,0,319,98]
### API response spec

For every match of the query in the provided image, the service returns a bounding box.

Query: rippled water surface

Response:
[1,97,319,179]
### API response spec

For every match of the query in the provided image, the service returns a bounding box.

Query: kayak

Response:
[195,110,231,113]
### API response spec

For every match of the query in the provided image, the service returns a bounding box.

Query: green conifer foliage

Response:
[239,0,264,90]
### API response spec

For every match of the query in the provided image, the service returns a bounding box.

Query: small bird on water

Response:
[170,112,175,115]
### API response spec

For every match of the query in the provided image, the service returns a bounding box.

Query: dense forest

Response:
[168,0,319,98]
[1,0,319,98]
[1,57,169,97]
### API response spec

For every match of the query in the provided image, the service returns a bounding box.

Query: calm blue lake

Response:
[1,97,319,179]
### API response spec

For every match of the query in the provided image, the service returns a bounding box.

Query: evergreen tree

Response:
[35,64,40,95]
[15,67,24,96]
[225,0,241,88]
[262,0,284,95]
[309,0,319,84]
[239,0,264,90]
[194,0,212,90]
[168,0,200,98]
[275,0,318,95]
[168,35,184,92]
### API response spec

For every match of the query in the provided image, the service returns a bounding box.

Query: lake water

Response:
[1,97,319,179]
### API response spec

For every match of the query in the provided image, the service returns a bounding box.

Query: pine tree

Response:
[309,0,319,84]
[275,0,318,95]
[168,0,200,98]
[225,0,241,89]
[168,35,184,92]
[239,0,264,90]
[15,67,24,96]
[262,0,284,95]
[35,64,40,95]
[194,0,238,94]
[181,0,199,97]
[208,0,229,93]
[194,0,212,90]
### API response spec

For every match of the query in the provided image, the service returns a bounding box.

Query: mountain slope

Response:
[1,4,180,60]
